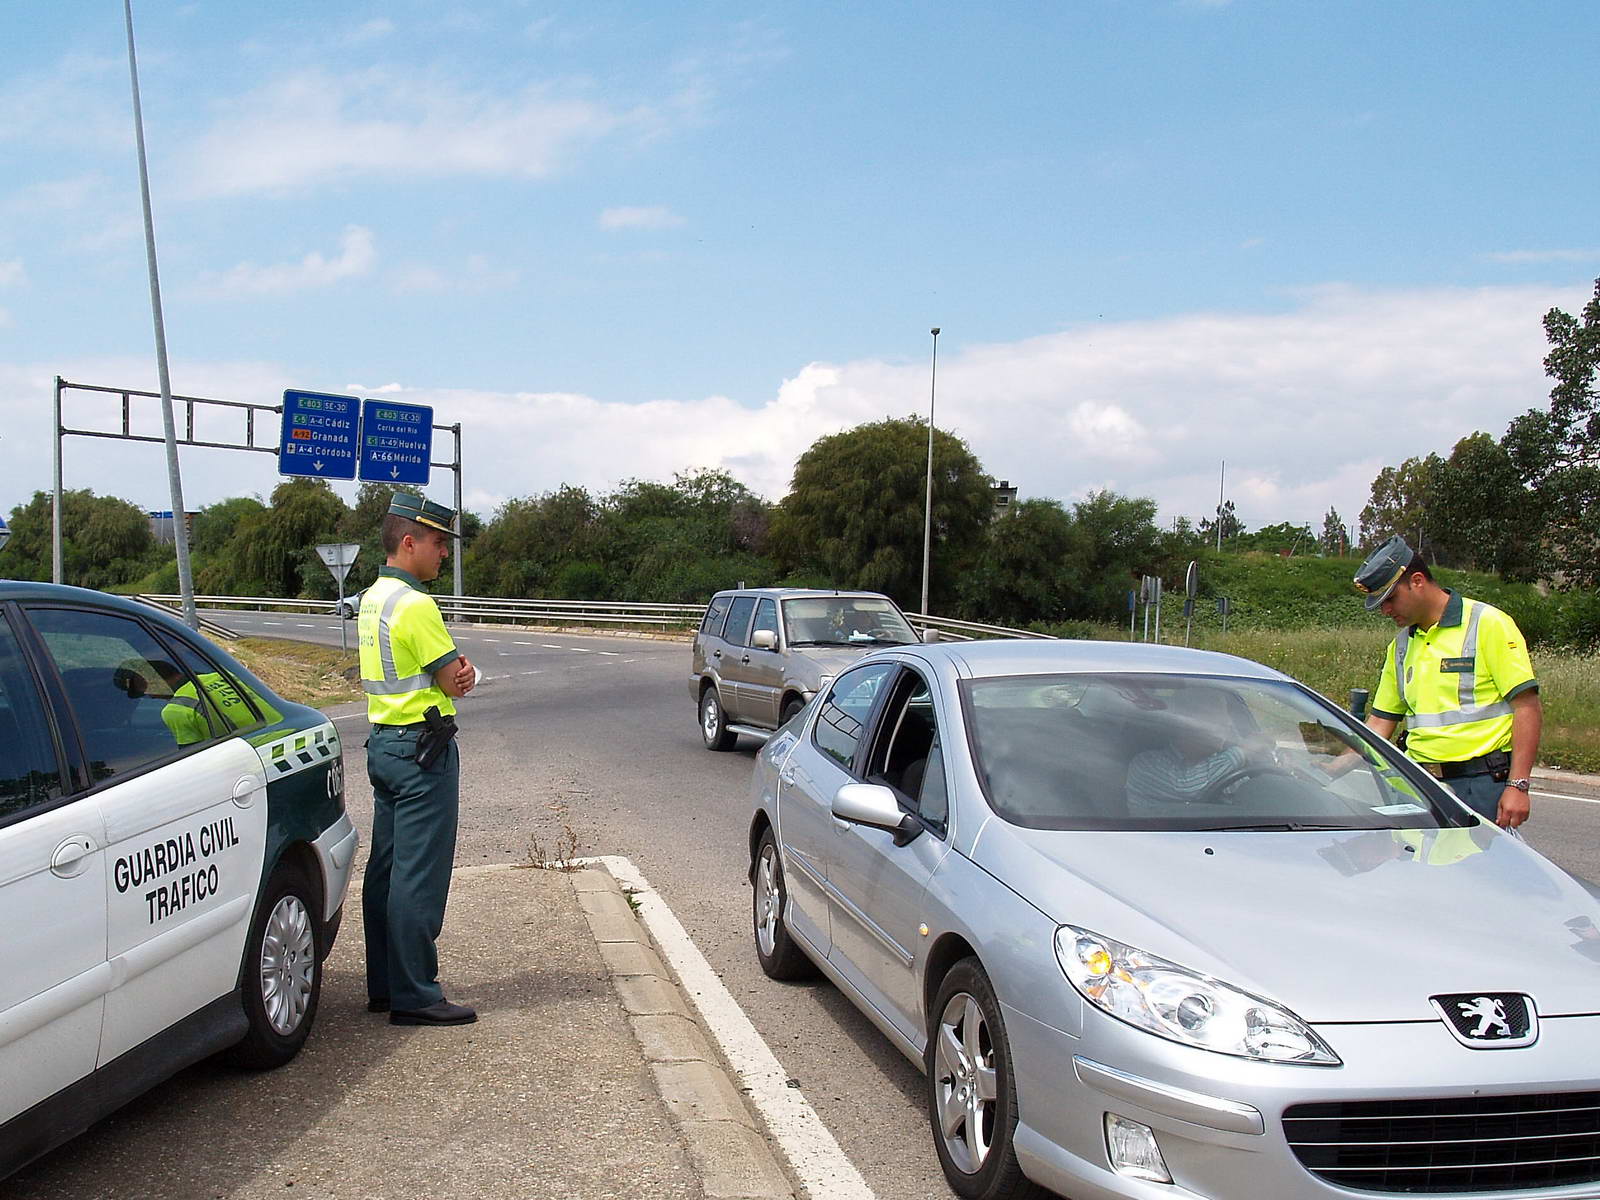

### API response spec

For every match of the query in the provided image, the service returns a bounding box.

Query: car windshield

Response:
[964,673,1463,832]
[782,597,918,646]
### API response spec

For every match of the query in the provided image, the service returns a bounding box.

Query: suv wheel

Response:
[700,687,737,751]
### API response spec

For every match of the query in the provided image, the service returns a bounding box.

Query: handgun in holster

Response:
[415,705,459,770]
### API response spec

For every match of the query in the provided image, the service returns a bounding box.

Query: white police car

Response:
[0,582,358,1178]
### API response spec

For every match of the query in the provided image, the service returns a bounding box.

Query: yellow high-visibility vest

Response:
[1371,591,1536,763]
[358,571,459,725]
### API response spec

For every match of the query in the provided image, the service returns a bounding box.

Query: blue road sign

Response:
[0,516,9,553]
[279,390,359,479]
[358,399,433,486]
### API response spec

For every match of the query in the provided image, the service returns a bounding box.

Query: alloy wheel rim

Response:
[933,991,999,1174]
[260,894,315,1036]
[702,696,720,741]
[755,846,780,955]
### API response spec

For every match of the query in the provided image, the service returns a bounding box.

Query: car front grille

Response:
[1284,1092,1600,1193]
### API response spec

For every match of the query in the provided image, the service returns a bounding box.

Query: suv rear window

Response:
[701,595,732,637]
[722,596,757,646]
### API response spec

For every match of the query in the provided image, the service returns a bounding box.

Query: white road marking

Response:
[598,650,620,656]
[295,623,316,628]
[541,643,562,649]
[519,670,541,675]
[261,621,283,626]
[569,647,592,653]
[514,641,537,645]
[1533,790,1600,805]
[588,855,875,1200]
[481,638,501,643]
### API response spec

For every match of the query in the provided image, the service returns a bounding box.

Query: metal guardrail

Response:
[142,594,1051,640]
[132,594,242,641]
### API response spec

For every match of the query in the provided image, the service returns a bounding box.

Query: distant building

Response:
[147,510,198,545]
[992,480,1018,518]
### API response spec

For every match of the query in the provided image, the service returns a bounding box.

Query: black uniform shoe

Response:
[389,999,477,1026]
[367,998,391,1013]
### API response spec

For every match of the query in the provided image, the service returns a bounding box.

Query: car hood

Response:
[787,644,887,684]
[968,820,1600,1023]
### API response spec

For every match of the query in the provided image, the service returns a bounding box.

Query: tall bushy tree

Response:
[1319,508,1349,556]
[3,489,159,590]
[1427,432,1539,579]
[770,417,992,610]
[1504,278,1600,586]
[206,479,348,597]
[1359,454,1440,552]
[956,499,1088,625]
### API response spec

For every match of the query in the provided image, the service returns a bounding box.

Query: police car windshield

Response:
[965,673,1466,833]
[781,597,917,647]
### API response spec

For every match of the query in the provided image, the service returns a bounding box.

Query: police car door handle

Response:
[232,775,262,808]
[51,835,96,879]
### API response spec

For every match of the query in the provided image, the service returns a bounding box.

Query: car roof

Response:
[898,637,1291,682]
[1,580,219,647]
[713,587,898,602]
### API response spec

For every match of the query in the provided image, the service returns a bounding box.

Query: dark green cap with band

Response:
[388,491,460,537]
[1353,534,1414,610]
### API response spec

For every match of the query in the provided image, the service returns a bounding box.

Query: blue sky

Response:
[1,1,1595,532]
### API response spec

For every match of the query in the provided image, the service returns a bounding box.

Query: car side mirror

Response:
[832,783,921,846]
[921,627,940,644]
[752,629,778,650]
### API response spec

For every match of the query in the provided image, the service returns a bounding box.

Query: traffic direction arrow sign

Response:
[279,390,359,480]
[358,399,433,485]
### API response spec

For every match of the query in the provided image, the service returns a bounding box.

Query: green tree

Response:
[205,479,348,597]
[3,489,159,590]
[465,485,602,597]
[1319,508,1350,557]
[1426,432,1539,579]
[1359,454,1441,553]
[1198,499,1244,546]
[956,499,1089,625]
[770,416,992,610]
[1504,278,1600,586]
[1234,521,1314,556]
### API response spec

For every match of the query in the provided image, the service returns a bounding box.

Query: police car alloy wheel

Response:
[230,861,323,1069]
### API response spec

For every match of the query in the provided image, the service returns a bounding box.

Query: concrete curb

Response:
[570,868,797,1200]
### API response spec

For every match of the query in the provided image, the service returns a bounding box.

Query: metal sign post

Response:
[1152,575,1164,644]
[315,543,361,652]
[1127,589,1137,641]
[1184,560,1198,647]
[1218,595,1232,634]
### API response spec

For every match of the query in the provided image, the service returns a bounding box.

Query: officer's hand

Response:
[1497,787,1530,829]
[455,655,477,694]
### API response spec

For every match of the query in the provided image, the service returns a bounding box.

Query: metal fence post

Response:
[52,375,64,583]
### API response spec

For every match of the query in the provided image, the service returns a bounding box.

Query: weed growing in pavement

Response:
[517,800,586,871]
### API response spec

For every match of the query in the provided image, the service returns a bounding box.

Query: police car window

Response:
[722,596,757,646]
[28,607,215,781]
[0,611,64,821]
[166,640,262,736]
[865,669,947,832]
[701,595,732,637]
[814,663,895,770]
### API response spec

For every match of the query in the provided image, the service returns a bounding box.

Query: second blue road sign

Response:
[358,399,433,486]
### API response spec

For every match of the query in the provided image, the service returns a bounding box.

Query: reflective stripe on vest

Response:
[362,581,437,696]
[1397,597,1514,729]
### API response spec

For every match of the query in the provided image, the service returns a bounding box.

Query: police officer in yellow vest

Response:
[359,492,478,1026]
[1355,536,1542,828]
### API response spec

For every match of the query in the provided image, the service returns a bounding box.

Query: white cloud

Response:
[202,226,376,295]
[0,260,24,287]
[2,283,1583,531]
[387,253,519,294]
[1484,248,1600,265]
[342,18,395,44]
[179,69,690,196]
[598,205,685,231]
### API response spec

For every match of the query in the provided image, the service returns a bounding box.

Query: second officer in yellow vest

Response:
[1355,535,1542,828]
[358,492,478,1026]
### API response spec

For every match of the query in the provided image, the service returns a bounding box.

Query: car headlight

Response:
[1054,925,1340,1065]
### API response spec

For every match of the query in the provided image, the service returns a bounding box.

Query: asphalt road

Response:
[206,609,1600,1200]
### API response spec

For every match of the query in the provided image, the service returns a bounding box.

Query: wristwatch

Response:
[1506,778,1531,793]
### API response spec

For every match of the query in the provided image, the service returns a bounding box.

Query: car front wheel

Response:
[926,958,1042,1200]
[228,860,323,1069]
[700,687,737,751]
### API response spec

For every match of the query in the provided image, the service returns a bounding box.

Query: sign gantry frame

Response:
[51,377,466,598]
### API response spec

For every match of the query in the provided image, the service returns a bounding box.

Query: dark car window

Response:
[701,595,732,637]
[29,607,219,781]
[0,611,65,821]
[814,662,895,770]
[752,598,779,644]
[166,640,263,736]
[866,668,948,832]
[722,596,757,647]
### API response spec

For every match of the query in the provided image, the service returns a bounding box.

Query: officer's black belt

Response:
[1416,749,1511,780]
[371,720,427,730]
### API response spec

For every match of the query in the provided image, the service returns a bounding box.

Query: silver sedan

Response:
[747,639,1600,1199]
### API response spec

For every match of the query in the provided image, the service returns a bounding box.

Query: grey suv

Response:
[689,588,923,750]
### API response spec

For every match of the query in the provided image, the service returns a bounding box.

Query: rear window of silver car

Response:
[963,673,1462,832]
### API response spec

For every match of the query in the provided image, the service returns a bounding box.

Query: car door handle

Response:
[51,835,97,878]
[232,775,262,808]
[740,654,751,664]
[713,649,722,658]
[780,768,796,783]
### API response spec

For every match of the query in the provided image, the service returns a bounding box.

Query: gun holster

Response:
[415,705,459,770]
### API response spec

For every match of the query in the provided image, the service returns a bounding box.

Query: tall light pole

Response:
[920,327,941,616]
[124,0,198,630]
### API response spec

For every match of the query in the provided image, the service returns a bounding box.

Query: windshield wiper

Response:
[1196,822,1366,832]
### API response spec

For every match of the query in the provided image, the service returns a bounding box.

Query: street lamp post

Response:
[920,327,941,616]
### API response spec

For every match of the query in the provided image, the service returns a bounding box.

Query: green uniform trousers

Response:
[363,725,460,1011]
[1444,771,1504,824]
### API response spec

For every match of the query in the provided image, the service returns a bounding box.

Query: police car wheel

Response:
[229,861,323,1070]
[701,688,737,751]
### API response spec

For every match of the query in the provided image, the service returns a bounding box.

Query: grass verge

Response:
[228,636,363,709]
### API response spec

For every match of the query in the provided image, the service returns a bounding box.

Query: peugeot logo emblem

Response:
[1430,992,1538,1049]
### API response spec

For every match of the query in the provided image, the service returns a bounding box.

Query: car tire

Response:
[700,687,737,751]
[752,829,816,980]
[227,860,323,1070]
[779,696,805,727]
[926,958,1043,1200]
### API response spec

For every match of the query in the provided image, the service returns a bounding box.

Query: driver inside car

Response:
[1125,686,1276,811]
